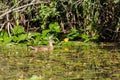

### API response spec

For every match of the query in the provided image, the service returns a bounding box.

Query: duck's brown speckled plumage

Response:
[30,40,55,53]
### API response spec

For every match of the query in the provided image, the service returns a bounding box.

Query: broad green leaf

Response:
[31,32,40,36]
[67,29,80,39]
[17,34,27,42]
[2,32,11,43]
[12,36,18,42]
[3,37,12,43]
[3,31,9,38]
[34,35,41,44]
[12,25,24,35]
[27,32,40,40]
[42,30,50,37]
[49,22,61,32]
[114,0,119,4]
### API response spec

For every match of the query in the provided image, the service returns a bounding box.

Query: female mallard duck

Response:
[30,40,55,53]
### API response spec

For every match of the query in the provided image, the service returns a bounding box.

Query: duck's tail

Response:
[29,46,35,50]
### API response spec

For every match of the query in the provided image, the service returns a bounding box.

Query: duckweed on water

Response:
[0,42,120,80]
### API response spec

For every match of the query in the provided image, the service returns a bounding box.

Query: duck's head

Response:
[49,40,55,44]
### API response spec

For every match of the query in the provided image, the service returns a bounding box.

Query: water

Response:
[0,42,120,80]
[99,42,120,52]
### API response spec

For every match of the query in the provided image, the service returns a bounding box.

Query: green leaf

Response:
[3,31,9,38]
[49,22,61,32]
[31,32,41,36]
[27,32,41,40]
[34,35,41,45]
[67,29,80,39]
[0,38,3,41]
[2,32,11,43]
[12,25,24,35]
[12,36,18,42]
[3,37,12,43]
[114,0,119,4]
[17,34,27,42]
[42,30,50,37]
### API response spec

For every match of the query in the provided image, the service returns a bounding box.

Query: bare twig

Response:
[0,1,48,18]
[6,12,13,37]
[0,21,7,31]
[0,0,48,33]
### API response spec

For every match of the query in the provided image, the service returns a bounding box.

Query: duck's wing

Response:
[29,46,39,50]
[39,46,50,51]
